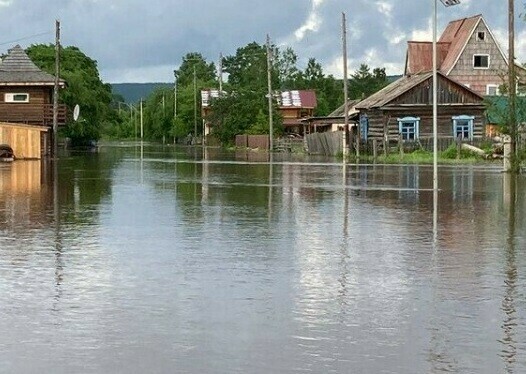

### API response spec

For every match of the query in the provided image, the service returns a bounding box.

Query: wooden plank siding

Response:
[0,87,67,126]
[0,122,48,159]
[363,107,485,141]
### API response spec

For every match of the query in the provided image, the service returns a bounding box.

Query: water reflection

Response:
[0,145,525,373]
[500,173,518,373]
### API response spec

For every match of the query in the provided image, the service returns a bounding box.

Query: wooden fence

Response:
[305,131,343,156]
[235,134,269,150]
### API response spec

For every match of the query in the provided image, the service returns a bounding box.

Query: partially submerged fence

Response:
[235,134,269,150]
[305,131,343,156]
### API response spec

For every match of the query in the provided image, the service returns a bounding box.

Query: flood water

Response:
[0,143,525,373]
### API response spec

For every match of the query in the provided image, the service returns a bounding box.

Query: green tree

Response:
[349,64,388,100]
[26,44,115,144]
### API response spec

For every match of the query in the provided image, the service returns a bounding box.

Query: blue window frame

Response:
[359,114,368,141]
[398,117,420,141]
[452,115,474,140]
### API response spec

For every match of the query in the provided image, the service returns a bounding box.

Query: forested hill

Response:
[111,82,173,103]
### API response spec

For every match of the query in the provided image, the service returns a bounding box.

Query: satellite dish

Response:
[73,104,80,121]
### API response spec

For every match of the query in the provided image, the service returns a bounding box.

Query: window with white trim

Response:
[477,31,486,41]
[398,116,420,141]
[473,54,489,69]
[486,84,499,96]
[5,93,29,103]
[452,115,474,140]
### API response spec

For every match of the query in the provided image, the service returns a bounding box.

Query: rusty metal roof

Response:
[405,41,450,75]
[439,14,482,74]
[0,45,64,85]
[404,15,483,76]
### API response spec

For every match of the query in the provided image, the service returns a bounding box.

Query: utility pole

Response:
[53,19,60,158]
[173,70,177,119]
[266,34,274,152]
[193,65,197,140]
[219,52,223,94]
[140,99,144,141]
[508,0,518,172]
[342,13,349,157]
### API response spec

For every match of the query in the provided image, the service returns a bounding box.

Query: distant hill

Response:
[111,83,173,103]
[387,74,403,83]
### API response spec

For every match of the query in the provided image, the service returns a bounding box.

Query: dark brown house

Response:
[354,72,486,144]
[0,45,67,157]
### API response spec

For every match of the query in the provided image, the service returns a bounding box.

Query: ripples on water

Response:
[0,145,525,373]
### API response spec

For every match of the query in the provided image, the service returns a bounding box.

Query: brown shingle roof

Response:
[0,45,64,85]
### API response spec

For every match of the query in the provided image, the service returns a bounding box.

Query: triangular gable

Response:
[441,15,509,75]
[356,72,484,110]
[0,45,64,85]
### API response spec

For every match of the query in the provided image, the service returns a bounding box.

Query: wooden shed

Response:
[354,72,486,147]
[0,122,48,159]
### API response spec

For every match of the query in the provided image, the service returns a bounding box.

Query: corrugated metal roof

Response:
[405,41,449,75]
[201,89,222,107]
[277,90,317,108]
[439,15,481,74]
[0,45,63,85]
[403,15,482,76]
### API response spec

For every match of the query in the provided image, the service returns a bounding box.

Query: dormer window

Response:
[473,54,490,69]
[477,31,486,41]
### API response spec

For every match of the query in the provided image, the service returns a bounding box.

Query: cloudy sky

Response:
[0,0,524,83]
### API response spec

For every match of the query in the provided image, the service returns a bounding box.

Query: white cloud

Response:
[294,0,325,41]
[0,0,12,6]
[376,1,393,18]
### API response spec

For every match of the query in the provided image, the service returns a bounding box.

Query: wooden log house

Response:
[0,45,66,159]
[354,71,486,149]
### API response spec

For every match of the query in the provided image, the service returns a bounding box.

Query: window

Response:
[452,115,474,140]
[486,84,499,96]
[398,117,420,141]
[5,93,29,103]
[477,31,486,41]
[473,54,490,69]
[359,114,368,141]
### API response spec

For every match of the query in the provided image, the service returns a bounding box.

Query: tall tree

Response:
[27,44,114,144]
[349,64,388,100]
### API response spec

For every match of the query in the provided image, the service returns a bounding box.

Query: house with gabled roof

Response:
[278,90,317,134]
[354,71,486,145]
[0,45,67,158]
[405,14,526,97]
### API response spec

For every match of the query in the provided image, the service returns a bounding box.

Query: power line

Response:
[0,31,53,47]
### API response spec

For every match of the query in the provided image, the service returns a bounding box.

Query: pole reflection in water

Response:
[338,161,350,313]
[500,173,518,372]
[267,152,273,221]
[52,159,64,311]
[202,146,209,204]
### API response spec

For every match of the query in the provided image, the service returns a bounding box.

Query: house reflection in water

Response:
[0,161,51,227]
